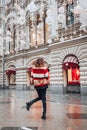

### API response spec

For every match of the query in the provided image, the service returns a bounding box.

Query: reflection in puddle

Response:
[66,105,82,128]
[67,113,87,119]
[1,127,37,130]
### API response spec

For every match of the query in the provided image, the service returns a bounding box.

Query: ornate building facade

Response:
[0,0,87,94]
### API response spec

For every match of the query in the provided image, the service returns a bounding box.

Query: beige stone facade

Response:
[0,0,87,94]
[0,35,86,95]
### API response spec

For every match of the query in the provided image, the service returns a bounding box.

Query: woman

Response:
[26,58,50,120]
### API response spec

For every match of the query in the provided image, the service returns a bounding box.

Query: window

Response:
[66,1,74,25]
[29,10,47,47]
[63,54,80,85]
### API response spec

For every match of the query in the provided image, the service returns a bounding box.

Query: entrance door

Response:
[6,65,16,89]
[63,55,80,93]
[8,74,16,85]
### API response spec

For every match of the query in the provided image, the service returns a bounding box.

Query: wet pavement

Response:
[0,89,87,130]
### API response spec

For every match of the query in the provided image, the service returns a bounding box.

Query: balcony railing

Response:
[53,23,87,43]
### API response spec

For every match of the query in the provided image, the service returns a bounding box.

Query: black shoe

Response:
[41,114,46,120]
[26,102,31,111]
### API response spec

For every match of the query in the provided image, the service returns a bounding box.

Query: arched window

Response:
[63,55,80,85]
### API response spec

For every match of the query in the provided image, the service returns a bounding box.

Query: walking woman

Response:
[26,58,50,120]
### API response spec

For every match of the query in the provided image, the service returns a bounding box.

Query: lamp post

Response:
[0,1,12,89]
[1,0,6,89]
[0,0,27,89]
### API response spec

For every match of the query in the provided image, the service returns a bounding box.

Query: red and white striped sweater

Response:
[31,66,49,87]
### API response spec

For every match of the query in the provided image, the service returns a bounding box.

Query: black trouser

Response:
[29,86,47,115]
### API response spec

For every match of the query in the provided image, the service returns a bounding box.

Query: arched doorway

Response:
[63,55,80,93]
[6,65,16,88]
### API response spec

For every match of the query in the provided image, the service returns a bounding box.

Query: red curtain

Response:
[6,70,16,75]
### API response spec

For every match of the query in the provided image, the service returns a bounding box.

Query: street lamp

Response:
[0,0,14,88]
[0,0,6,89]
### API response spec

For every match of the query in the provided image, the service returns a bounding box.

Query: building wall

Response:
[49,36,87,94]
[0,0,87,95]
[0,36,86,95]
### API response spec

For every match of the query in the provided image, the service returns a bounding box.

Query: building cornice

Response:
[4,35,87,62]
[48,35,87,51]
[5,44,50,61]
